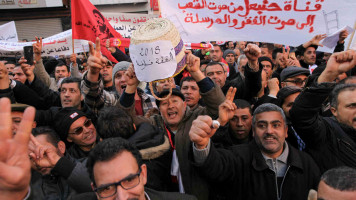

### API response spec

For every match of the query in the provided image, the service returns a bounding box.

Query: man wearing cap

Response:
[223,49,238,80]
[11,103,37,135]
[280,66,310,88]
[118,51,225,200]
[82,60,157,116]
[52,107,98,159]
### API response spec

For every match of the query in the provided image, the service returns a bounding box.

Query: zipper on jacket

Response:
[278,165,291,200]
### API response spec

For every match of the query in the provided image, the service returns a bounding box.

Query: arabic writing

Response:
[178,0,324,32]
[0,34,17,41]
[129,40,177,82]
[106,15,150,24]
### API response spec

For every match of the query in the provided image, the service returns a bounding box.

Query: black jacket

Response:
[195,141,320,200]
[290,83,356,173]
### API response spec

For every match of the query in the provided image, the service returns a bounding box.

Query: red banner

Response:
[71,0,125,63]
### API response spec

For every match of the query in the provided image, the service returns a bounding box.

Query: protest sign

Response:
[103,12,158,38]
[0,30,89,57]
[160,0,356,52]
[0,21,18,42]
[71,0,124,62]
[129,40,177,82]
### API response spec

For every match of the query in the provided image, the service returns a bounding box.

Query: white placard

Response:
[321,26,354,49]
[103,12,158,38]
[130,40,177,82]
[0,21,18,42]
[0,29,89,57]
[161,0,356,52]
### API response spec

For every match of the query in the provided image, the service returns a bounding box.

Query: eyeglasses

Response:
[283,79,307,86]
[94,169,141,198]
[69,119,92,135]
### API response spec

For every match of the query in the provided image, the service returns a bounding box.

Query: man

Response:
[100,59,115,91]
[260,43,274,60]
[280,66,310,88]
[317,166,356,200]
[237,54,248,78]
[82,57,157,116]
[12,65,27,84]
[223,49,238,79]
[96,106,172,191]
[296,34,327,73]
[212,99,253,148]
[237,41,246,50]
[5,61,15,74]
[0,98,34,200]
[290,49,356,173]
[205,44,262,100]
[180,76,201,109]
[53,108,98,159]
[11,103,37,135]
[118,50,225,200]
[32,37,72,91]
[156,78,176,93]
[258,56,274,80]
[190,103,320,200]
[276,86,305,150]
[225,41,234,50]
[86,138,196,200]
[210,44,225,63]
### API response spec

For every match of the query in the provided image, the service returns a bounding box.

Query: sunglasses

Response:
[69,119,92,135]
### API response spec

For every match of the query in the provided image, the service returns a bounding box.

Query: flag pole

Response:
[347,20,356,50]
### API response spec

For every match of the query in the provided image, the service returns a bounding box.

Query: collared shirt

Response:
[170,130,185,193]
[262,142,289,177]
[145,191,151,200]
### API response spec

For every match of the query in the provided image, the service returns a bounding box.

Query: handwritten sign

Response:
[129,40,177,82]
[161,0,356,52]
[103,12,158,38]
[0,29,89,57]
[0,21,18,42]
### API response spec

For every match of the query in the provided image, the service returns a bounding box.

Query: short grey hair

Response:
[321,166,356,191]
[237,54,247,67]
[252,103,286,127]
[330,84,356,109]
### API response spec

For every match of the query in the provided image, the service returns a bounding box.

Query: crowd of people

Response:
[0,29,356,200]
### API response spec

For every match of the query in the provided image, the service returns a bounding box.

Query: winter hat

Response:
[53,107,86,142]
[112,61,131,81]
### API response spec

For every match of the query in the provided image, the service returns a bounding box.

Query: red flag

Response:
[71,0,125,63]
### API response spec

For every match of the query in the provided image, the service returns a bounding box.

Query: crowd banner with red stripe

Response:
[71,0,125,63]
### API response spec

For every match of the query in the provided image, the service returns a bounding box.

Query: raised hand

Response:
[19,57,35,82]
[318,50,356,83]
[123,64,139,94]
[244,44,261,71]
[217,87,237,126]
[0,98,35,200]
[267,78,280,97]
[185,50,205,81]
[189,115,216,149]
[28,135,61,169]
[88,37,106,75]
[70,53,77,65]
[305,34,327,48]
[339,29,349,44]
[33,37,42,62]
